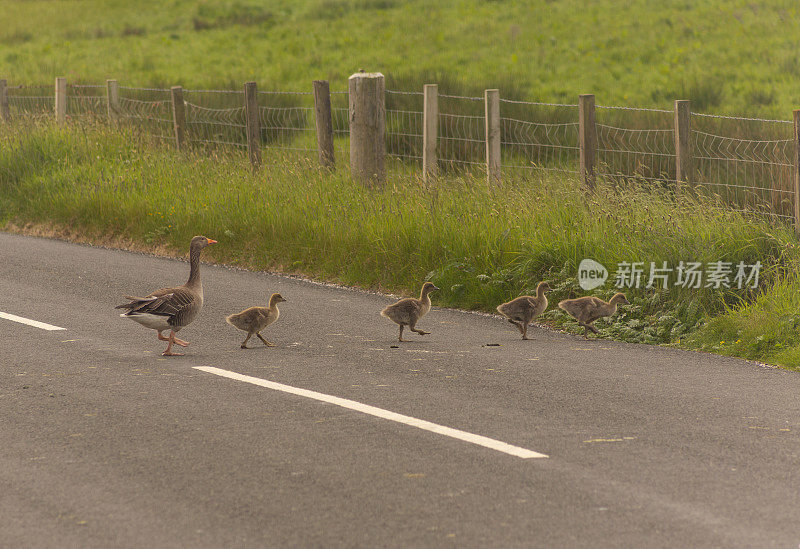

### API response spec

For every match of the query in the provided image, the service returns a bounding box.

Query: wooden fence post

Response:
[793,110,800,236]
[170,85,186,150]
[55,77,67,123]
[244,81,261,169]
[578,94,597,190]
[675,99,692,185]
[0,79,9,122]
[313,80,334,168]
[348,71,386,185]
[423,83,438,182]
[106,79,119,120]
[485,89,501,184]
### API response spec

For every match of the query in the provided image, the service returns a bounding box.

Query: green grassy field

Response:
[2,0,800,117]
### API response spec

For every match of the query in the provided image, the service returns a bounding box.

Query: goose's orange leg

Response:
[162,330,185,356]
[158,330,189,347]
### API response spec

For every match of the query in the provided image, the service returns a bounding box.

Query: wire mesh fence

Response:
[438,93,485,173]
[7,85,53,117]
[692,113,794,221]
[117,86,174,141]
[257,90,317,155]
[3,79,799,226]
[67,84,105,117]
[330,90,350,163]
[596,105,676,186]
[386,90,423,176]
[500,99,579,178]
[184,89,247,149]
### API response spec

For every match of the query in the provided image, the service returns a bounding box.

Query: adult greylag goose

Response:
[116,235,217,356]
[381,282,439,342]
[558,292,629,339]
[226,292,286,349]
[496,281,552,340]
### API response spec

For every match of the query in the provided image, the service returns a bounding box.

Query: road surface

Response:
[1,232,799,547]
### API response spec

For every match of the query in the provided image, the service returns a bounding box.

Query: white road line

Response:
[194,366,548,459]
[0,311,65,331]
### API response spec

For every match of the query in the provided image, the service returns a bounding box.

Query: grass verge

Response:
[1,121,799,366]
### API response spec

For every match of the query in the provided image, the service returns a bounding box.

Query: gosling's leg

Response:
[409,322,430,336]
[256,333,276,347]
[579,322,598,339]
[162,330,185,356]
[240,332,253,349]
[508,319,524,335]
[522,314,535,340]
[398,324,407,342]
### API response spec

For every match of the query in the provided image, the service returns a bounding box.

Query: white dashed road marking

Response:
[0,311,66,331]
[194,366,548,459]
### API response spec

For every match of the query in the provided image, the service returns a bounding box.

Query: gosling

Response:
[496,281,552,340]
[226,293,286,349]
[381,282,439,342]
[557,292,629,339]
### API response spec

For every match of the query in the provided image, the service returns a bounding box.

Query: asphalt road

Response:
[1,231,799,548]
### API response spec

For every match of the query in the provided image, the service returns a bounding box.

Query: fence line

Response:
[3,76,799,232]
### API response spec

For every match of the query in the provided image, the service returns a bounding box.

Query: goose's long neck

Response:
[186,246,202,289]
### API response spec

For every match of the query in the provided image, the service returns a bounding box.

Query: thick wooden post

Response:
[423,83,438,182]
[106,79,119,120]
[793,110,800,236]
[348,71,386,185]
[244,81,262,169]
[313,80,334,168]
[578,94,597,190]
[55,77,67,123]
[170,85,186,150]
[485,89,501,184]
[675,100,692,185]
[0,79,9,122]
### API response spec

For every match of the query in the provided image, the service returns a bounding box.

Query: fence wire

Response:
[117,86,173,141]
[438,94,485,172]
[500,99,579,177]
[184,89,246,149]
[386,90,423,176]
[692,114,794,221]
[4,80,800,225]
[330,91,350,162]
[257,90,316,155]
[596,105,676,185]
[7,85,53,117]
[67,84,105,117]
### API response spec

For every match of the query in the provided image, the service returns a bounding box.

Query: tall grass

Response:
[1,120,797,356]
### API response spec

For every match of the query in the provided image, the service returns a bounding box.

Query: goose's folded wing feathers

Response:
[143,288,196,318]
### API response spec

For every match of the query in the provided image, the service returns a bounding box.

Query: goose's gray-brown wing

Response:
[116,286,200,327]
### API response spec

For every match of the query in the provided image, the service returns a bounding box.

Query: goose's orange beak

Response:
[207,239,218,245]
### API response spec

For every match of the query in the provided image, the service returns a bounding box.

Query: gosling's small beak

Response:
[207,239,218,245]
